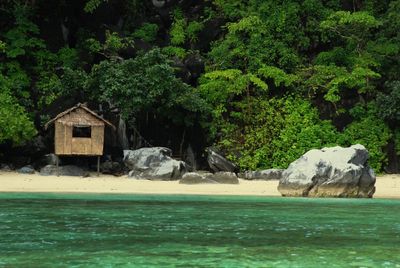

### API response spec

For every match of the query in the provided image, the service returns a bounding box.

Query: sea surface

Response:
[0,193,399,267]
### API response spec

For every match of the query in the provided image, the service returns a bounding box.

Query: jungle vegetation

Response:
[0,0,399,172]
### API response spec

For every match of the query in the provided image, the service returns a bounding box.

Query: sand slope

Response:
[0,172,398,198]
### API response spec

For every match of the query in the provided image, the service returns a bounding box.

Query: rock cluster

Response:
[278,144,376,198]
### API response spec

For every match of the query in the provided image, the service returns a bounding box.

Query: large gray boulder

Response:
[278,144,376,198]
[239,169,284,181]
[40,165,89,177]
[179,171,239,184]
[124,147,187,180]
[206,149,238,172]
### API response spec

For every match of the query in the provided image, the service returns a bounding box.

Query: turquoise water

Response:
[0,194,399,267]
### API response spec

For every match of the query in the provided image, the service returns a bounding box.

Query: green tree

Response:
[302,11,382,105]
[89,48,208,126]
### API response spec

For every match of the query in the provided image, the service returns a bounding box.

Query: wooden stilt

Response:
[56,155,59,177]
[97,156,100,177]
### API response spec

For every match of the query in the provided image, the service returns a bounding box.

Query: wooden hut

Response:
[45,103,115,175]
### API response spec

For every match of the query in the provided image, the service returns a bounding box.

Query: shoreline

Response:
[0,172,399,199]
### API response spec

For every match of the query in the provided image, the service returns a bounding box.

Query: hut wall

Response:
[71,137,92,155]
[54,121,62,154]
[55,121,65,154]
[64,124,73,154]
[90,125,104,155]
[55,122,73,155]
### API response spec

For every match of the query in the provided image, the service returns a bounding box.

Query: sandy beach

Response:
[0,172,399,198]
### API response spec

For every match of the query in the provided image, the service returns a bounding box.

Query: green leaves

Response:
[270,98,338,168]
[170,20,186,46]
[321,11,381,34]
[258,66,298,87]
[187,21,204,42]
[161,46,187,60]
[338,103,391,173]
[3,6,45,58]
[200,69,267,105]
[0,40,6,53]
[301,64,380,103]
[209,96,339,170]
[84,0,107,13]
[168,8,205,47]
[227,16,263,33]
[132,23,159,43]
[376,81,400,122]
[321,11,381,57]
[85,30,133,59]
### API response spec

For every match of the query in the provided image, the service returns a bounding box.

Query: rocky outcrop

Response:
[40,165,89,177]
[206,149,238,173]
[278,144,376,198]
[179,171,239,184]
[124,147,187,180]
[239,169,284,180]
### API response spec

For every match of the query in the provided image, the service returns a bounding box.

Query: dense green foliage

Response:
[0,74,37,144]
[89,49,208,125]
[0,0,399,172]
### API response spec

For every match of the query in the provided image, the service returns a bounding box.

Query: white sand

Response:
[0,172,399,198]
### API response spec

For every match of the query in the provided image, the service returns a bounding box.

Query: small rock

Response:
[179,172,215,184]
[179,171,239,184]
[212,172,239,184]
[0,163,13,171]
[17,166,35,174]
[238,169,284,181]
[40,165,90,177]
[101,161,122,175]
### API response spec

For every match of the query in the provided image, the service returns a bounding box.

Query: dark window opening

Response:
[73,126,91,138]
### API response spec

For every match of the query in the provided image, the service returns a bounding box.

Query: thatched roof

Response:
[45,103,116,130]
